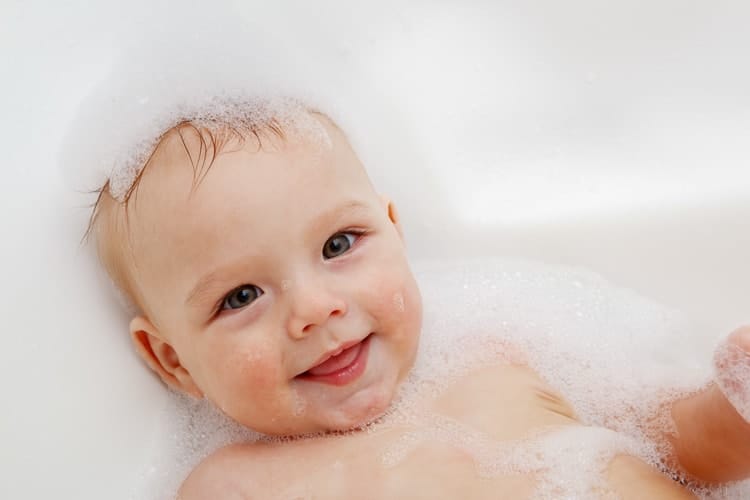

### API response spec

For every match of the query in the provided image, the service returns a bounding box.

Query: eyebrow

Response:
[185,253,262,309]
[184,199,371,308]
[305,199,370,238]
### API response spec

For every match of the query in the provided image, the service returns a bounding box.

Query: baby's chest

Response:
[271,365,580,497]
[424,363,580,441]
[264,430,536,500]
[253,365,581,499]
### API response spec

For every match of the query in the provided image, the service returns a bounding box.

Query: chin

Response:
[326,386,394,431]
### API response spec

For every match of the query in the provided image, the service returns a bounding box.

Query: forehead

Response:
[131,118,374,219]
[125,116,378,285]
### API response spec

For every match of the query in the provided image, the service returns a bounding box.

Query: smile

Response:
[297,334,372,386]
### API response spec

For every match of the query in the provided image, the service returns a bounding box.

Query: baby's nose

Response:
[285,282,347,340]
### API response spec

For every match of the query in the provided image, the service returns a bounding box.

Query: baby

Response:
[88,104,750,499]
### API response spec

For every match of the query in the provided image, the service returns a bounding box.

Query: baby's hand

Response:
[665,326,750,483]
[714,326,750,423]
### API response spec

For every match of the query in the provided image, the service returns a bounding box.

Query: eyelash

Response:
[210,228,368,317]
[324,229,366,259]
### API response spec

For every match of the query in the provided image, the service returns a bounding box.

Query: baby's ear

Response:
[379,194,404,241]
[129,316,203,398]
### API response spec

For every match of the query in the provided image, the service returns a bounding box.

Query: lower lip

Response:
[298,335,371,386]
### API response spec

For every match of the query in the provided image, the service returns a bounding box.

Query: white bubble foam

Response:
[405,258,744,498]
[129,391,260,500]
[291,388,308,418]
[519,426,649,499]
[59,8,421,207]
[67,87,326,200]
[380,411,649,499]
[392,292,405,313]
[714,339,750,422]
[131,257,747,499]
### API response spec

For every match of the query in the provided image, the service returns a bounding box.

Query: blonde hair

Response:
[87,119,288,311]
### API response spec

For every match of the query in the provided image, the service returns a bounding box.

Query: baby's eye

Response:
[221,285,263,311]
[322,232,358,259]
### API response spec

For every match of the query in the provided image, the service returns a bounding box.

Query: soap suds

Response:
[130,258,749,499]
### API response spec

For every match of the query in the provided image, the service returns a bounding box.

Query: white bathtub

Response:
[2,1,749,498]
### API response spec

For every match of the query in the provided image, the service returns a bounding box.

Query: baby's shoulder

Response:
[177,442,270,500]
[177,434,352,499]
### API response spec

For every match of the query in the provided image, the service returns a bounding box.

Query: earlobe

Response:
[130,316,204,398]
[379,194,404,241]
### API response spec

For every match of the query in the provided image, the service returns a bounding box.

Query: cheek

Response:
[372,239,422,321]
[201,339,283,401]
[364,279,402,317]
[368,268,422,331]
[228,343,281,387]
[396,278,423,339]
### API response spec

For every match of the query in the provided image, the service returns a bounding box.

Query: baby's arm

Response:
[663,327,750,483]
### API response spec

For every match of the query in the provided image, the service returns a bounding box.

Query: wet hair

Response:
[87,117,289,311]
[85,118,287,241]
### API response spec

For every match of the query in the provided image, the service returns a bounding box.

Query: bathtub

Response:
[2,1,749,498]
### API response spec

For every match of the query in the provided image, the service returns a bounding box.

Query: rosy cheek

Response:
[368,286,413,339]
[385,276,419,316]
[209,341,278,394]
[205,348,278,422]
[391,280,423,335]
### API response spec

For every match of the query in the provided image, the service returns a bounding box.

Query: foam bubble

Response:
[59,8,423,209]
[129,391,260,500]
[519,426,649,499]
[407,258,743,498]
[72,90,327,200]
[392,292,405,313]
[381,411,649,499]
[291,388,308,418]
[714,339,750,422]
[131,258,748,499]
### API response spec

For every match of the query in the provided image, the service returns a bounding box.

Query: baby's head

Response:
[90,107,422,435]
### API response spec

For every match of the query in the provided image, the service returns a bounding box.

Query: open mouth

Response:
[297,334,372,386]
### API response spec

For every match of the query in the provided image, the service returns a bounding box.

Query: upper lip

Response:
[299,334,371,376]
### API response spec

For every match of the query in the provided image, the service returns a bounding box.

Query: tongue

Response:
[308,343,361,376]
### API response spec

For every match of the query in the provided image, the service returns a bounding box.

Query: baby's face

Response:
[125,117,422,435]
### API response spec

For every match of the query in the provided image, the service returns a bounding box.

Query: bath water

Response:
[131,258,750,499]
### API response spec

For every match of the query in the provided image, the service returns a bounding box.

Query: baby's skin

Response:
[179,362,700,499]
[91,112,750,498]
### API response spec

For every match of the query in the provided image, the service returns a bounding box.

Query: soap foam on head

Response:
[59,7,418,206]
[131,258,748,499]
[64,73,329,201]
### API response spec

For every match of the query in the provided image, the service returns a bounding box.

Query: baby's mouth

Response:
[297,334,372,386]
